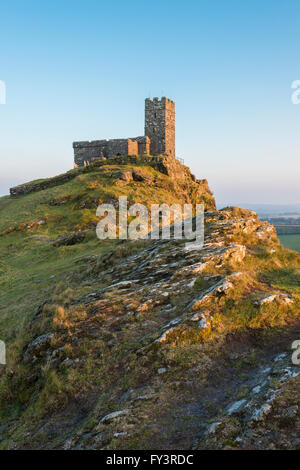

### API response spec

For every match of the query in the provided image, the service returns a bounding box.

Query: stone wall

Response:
[73,136,150,166]
[135,136,151,155]
[73,136,151,167]
[73,140,108,166]
[10,172,78,197]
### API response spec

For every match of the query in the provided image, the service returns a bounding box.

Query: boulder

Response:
[99,409,130,424]
[53,231,86,247]
[113,170,133,183]
[23,333,54,363]
[132,169,153,183]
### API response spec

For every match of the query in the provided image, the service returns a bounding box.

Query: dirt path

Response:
[151,322,300,449]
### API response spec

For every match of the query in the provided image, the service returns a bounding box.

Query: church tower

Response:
[145,97,175,157]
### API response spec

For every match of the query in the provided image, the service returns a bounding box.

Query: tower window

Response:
[154,112,157,118]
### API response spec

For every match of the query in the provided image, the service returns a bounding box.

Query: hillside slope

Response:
[0,158,299,450]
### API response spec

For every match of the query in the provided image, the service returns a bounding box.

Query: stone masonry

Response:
[145,97,175,157]
[73,97,175,167]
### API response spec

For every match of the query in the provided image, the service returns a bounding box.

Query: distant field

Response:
[279,234,300,251]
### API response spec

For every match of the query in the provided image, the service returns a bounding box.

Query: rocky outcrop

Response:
[132,169,154,183]
[155,156,216,209]
[53,231,86,247]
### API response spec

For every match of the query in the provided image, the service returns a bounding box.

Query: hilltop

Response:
[0,156,300,450]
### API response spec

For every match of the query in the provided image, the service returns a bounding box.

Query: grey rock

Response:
[99,409,130,424]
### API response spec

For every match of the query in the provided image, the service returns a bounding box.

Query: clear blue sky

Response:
[1,0,300,205]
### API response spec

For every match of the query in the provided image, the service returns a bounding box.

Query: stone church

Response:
[73,97,175,167]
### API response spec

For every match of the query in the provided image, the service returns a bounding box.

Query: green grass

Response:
[0,230,115,342]
[279,234,300,252]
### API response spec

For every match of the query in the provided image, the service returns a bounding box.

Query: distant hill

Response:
[218,203,300,217]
